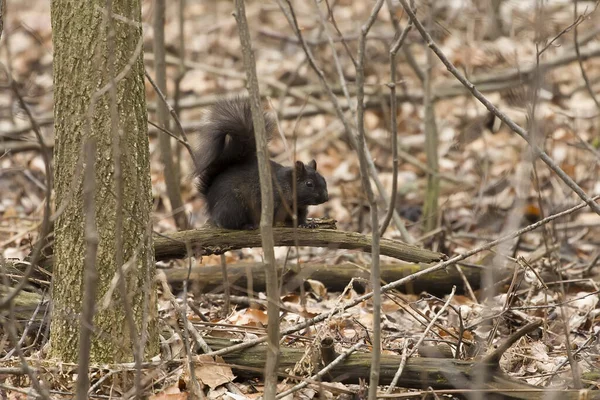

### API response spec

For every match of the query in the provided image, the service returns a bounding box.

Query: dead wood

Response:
[153,224,446,264]
[164,261,508,296]
[199,324,596,399]
[0,260,505,324]
[36,220,445,267]
[0,283,48,324]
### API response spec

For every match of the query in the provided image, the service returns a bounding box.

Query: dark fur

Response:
[195,97,328,230]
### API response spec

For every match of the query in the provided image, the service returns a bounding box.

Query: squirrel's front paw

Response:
[299,220,318,229]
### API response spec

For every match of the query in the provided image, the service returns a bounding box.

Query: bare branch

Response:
[232,2,280,398]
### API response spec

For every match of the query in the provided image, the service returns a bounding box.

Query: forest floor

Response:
[1,0,600,399]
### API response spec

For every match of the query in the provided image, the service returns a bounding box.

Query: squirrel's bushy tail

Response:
[195,97,274,195]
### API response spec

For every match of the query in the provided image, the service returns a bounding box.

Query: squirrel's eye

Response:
[306,180,314,188]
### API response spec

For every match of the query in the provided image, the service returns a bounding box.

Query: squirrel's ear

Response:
[308,159,317,170]
[295,160,307,177]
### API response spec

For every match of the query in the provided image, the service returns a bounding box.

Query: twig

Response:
[386,338,410,394]
[481,320,543,366]
[380,4,413,236]
[152,0,189,231]
[537,7,588,56]
[557,290,583,389]
[313,0,355,111]
[573,0,600,111]
[147,120,190,148]
[353,2,385,398]
[156,271,204,396]
[220,254,230,315]
[144,69,198,169]
[535,334,595,386]
[157,272,211,353]
[173,0,187,116]
[454,265,477,303]
[510,290,600,311]
[408,286,456,358]
[276,341,363,399]
[323,0,357,66]
[258,27,396,46]
[421,1,440,234]
[385,0,424,82]
[232,2,280,398]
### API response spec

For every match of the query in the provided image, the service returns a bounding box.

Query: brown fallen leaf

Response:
[193,354,235,389]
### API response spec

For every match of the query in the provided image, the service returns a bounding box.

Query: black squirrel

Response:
[194,97,328,230]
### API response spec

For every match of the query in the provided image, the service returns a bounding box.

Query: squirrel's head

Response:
[294,160,328,206]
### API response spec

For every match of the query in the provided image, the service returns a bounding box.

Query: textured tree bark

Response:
[198,336,591,400]
[152,226,446,264]
[50,0,157,363]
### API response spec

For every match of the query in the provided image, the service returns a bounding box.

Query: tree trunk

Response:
[50,0,157,363]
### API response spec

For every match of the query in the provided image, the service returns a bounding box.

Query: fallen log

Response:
[38,223,445,267]
[153,225,446,264]
[164,261,508,296]
[199,321,596,399]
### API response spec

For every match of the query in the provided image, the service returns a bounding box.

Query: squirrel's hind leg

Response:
[206,192,257,230]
